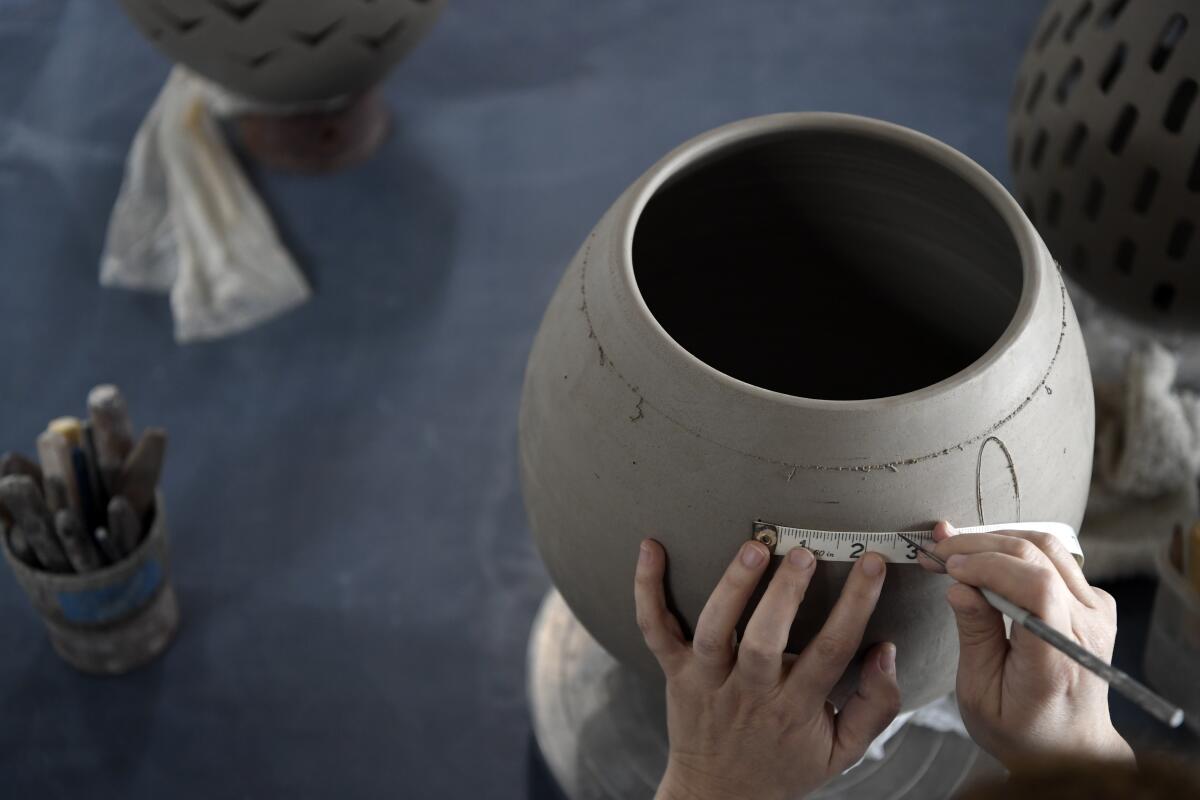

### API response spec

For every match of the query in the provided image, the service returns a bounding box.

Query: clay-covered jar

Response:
[117,0,446,104]
[519,113,1095,709]
[1009,0,1200,330]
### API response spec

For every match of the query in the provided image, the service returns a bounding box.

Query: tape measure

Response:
[751,520,1084,565]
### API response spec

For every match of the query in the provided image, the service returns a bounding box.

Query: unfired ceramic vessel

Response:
[519,113,1095,710]
[1010,0,1200,329]
[118,0,446,104]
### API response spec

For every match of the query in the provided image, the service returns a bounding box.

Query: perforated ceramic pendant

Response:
[1009,0,1200,329]
[519,114,1095,711]
[118,0,446,104]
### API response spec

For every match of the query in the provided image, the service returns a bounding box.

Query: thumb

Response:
[830,642,902,773]
[946,582,1007,700]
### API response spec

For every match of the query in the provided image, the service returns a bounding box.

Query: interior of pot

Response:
[632,127,1025,400]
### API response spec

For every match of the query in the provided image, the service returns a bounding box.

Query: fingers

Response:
[789,553,887,701]
[916,520,957,573]
[986,529,1095,607]
[634,539,688,676]
[944,551,1074,632]
[944,582,1007,706]
[691,540,772,681]
[736,547,817,686]
[932,532,1056,581]
[931,521,956,544]
[830,642,902,772]
[929,524,1095,607]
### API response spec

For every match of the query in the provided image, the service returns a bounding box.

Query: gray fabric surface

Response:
[7,1,1186,797]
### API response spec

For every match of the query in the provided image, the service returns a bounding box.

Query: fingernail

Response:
[933,521,957,542]
[639,540,652,565]
[861,553,884,577]
[880,643,896,675]
[788,547,815,569]
[947,554,966,570]
[741,541,766,567]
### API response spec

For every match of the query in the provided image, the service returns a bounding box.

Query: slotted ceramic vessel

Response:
[1009,0,1200,330]
[118,0,446,104]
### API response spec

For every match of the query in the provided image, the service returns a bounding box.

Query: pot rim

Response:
[617,111,1045,410]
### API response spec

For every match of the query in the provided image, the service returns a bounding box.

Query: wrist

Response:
[990,724,1135,771]
[657,759,761,800]
[1091,726,1135,766]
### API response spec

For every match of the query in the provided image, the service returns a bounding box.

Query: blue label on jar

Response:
[56,560,163,624]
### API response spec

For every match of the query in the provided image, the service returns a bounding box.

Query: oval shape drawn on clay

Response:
[975,435,1021,525]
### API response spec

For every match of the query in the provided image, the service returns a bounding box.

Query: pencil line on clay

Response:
[580,243,1070,473]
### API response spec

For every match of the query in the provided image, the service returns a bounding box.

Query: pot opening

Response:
[632,128,1025,400]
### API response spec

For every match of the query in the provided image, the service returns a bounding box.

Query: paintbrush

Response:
[896,532,1184,729]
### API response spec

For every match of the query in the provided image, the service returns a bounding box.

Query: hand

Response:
[919,522,1134,768]
[635,538,900,800]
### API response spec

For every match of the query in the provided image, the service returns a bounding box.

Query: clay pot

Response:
[519,113,1095,710]
[1009,0,1200,330]
[118,0,446,104]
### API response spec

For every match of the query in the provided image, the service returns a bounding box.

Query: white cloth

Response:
[101,68,310,343]
[1072,283,1200,580]
[857,693,969,764]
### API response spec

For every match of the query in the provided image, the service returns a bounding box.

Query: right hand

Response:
[919,522,1134,768]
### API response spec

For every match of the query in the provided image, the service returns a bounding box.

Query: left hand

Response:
[636,538,901,800]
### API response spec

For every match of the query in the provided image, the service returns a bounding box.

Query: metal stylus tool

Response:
[896,532,1184,729]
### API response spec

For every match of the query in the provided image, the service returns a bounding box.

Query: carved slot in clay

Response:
[1097,0,1129,29]
[1153,282,1176,311]
[1107,103,1137,153]
[292,19,343,48]
[1011,136,1024,172]
[1084,178,1104,221]
[1055,57,1084,104]
[233,49,276,69]
[1150,14,1188,72]
[1163,78,1198,133]
[1037,12,1063,50]
[1061,121,1088,165]
[1011,76,1026,114]
[210,0,264,22]
[1189,146,1200,191]
[1115,238,1135,274]
[1063,1,1093,42]
[1098,42,1125,93]
[1167,219,1194,259]
[358,19,407,52]
[1031,128,1049,168]
[1072,244,1090,273]
[1133,167,1159,214]
[151,1,203,33]
[631,130,1023,401]
[1047,189,1063,226]
[1026,72,1046,113]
